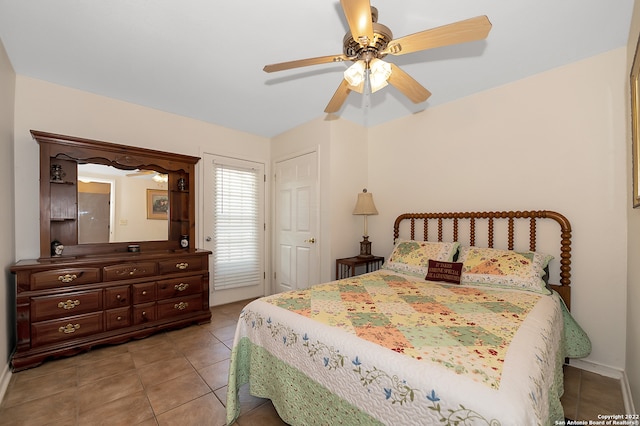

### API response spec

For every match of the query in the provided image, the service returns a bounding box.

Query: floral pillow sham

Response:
[457,246,553,294]
[382,239,460,277]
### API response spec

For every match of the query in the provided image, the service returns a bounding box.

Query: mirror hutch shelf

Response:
[10,131,211,371]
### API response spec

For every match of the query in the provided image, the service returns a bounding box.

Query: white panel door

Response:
[275,152,319,293]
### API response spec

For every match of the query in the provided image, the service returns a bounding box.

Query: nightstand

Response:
[335,255,385,279]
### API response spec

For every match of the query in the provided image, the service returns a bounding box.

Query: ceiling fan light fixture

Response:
[152,173,168,183]
[344,58,391,94]
[369,58,391,93]
[344,60,366,87]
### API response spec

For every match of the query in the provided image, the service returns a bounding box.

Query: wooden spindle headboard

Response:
[393,210,572,309]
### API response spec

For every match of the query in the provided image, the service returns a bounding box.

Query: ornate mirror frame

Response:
[32,130,199,258]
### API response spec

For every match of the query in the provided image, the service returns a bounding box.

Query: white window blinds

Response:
[212,160,263,290]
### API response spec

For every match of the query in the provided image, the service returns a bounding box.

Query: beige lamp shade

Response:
[352,190,378,216]
[353,189,378,254]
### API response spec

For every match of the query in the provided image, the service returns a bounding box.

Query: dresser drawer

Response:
[30,268,101,290]
[158,257,204,275]
[31,289,103,322]
[106,307,131,331]
[31,312,104,346]
[104,285,130,309]
[157,294,203,319]
[157,276,202,300]
[133,282,156,304]
[103,262,157,281]
[133,303,156,325]
[11,249,210,370]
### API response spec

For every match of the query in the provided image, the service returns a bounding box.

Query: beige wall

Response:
[367,48,628,371]
[328,118,369,264]
[627,0,640,412]
[13,76,270,261]
[0,38,16,396]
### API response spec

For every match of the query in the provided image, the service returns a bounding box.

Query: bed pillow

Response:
[425,260,463,284]
[382,239,460,277]
[458,246,553,294]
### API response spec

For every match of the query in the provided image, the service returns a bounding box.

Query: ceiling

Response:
[0,0,634,138]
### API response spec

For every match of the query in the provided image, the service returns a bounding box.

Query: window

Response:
[211,158,264,290]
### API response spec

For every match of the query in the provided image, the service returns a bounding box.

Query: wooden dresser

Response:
[11,250,211,371]
[10,131,212,371]
[11,250,211,370]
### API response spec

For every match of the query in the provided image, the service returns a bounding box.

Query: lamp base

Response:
[358,236,373,258]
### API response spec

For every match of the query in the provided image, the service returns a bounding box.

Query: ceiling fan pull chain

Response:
[362,70,372,125]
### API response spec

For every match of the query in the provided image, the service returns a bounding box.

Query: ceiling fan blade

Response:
[340,0,374,47]
[325,79,353,113]
[382,15,492,56]
[264,54,348,73]
[387,64,431,104]
[126,170,155,177]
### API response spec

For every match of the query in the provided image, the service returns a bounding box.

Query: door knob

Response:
[206,236,212,241]
[304,238,316,243]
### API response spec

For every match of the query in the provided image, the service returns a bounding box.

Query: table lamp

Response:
[352,189,378,258]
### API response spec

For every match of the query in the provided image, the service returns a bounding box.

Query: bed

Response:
[226,210,590,425]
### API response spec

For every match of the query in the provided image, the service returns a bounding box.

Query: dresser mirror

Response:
[33,130,199,258]
[77,163,169,244]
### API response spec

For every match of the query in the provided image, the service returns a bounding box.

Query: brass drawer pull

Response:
[174,302,189,311]
[174,283,189,291]
[128,267,141,276]
[58,274,77,283]
[58,323,80,334]
[57,299,80,310]
[176,262,189,270]
[142,290,147,295]
[116,316,123,321]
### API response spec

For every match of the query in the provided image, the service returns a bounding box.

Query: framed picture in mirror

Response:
[147,189,169,219]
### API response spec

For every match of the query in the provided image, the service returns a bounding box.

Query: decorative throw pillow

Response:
[425,260,463,284]
[382,239,460,277]
[458,246,553,294]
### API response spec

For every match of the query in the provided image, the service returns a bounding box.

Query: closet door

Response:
[274,151,319,293]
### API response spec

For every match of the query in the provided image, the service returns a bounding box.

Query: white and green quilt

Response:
[226,270,587,425]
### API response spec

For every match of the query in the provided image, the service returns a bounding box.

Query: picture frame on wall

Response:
[631,35,640,208]
[147,189,169,219]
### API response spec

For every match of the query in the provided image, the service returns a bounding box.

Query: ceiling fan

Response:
[126,170,155,177]
[263,0,492,113]
[126,170,168,182]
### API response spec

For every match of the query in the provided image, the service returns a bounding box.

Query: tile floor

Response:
[0,299,627,425]
[562,363,626,421]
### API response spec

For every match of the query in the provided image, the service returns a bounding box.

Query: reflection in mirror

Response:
[78,164,169,243]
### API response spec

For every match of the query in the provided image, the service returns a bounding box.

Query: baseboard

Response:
[621,370,637,416]
[568,359,623,379]
[567,359,635,414]
[0,360,12,404]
